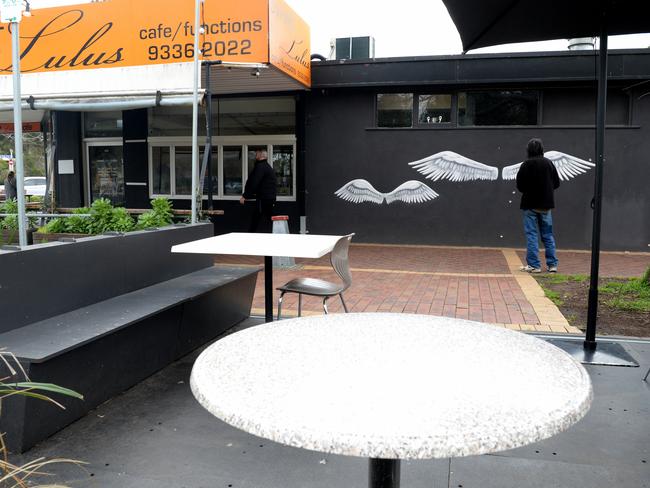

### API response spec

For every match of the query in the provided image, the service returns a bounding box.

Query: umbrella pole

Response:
[584,27,608,351]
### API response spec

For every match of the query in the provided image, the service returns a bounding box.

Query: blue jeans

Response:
[523,209,558,269]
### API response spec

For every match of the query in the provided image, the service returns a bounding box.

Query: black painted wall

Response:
[123,109,150,209]
[54,112,84,208]
[303,86,650,251]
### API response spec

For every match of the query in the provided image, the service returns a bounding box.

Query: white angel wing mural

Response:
[408,151,499,182]
[334,179,385,204]
[335,179,439,205]
[502,151,595,181]
[384,181,439,204]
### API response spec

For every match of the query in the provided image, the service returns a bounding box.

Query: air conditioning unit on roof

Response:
[333,36,375,60]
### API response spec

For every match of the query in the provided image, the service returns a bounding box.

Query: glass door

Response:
[88,143,125,206]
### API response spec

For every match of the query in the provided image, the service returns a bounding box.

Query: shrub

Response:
[643,266,650,287]
[87,198,115,234]
[65,206,91,234]
[136,197,174,230]
[111,206,136,232]
[0,198,18,231]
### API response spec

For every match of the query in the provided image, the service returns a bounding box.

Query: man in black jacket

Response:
[516,138,560,273]
[240,149,276,232]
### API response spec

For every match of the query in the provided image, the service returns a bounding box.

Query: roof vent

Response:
[568,37,595,50]
[333,36,375,60]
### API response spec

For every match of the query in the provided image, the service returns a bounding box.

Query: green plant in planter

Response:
[0,198,18,232]
[136,197,174,230]
[65,207,91,234]
[39,217,67,234]
[87,198,115,234]
[111,207,135,233]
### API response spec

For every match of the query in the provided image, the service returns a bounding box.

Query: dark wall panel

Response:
[304,89,650,251]
[54,112,84,208]
[123,109,150,208]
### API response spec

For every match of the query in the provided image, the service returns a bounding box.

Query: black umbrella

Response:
[442,0,650,357]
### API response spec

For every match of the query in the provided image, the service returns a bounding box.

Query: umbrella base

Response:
[546,339,638,367]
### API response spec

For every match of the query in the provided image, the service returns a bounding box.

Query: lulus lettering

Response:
[2,10,124,72]
[283,39,309,69]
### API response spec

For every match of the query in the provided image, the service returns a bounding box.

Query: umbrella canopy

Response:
[445,0,650,52]
[442,0,650,352]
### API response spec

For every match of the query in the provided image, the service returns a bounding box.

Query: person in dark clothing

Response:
[240,150,276,232]
[4,171,17,201]
[516,138,560,273]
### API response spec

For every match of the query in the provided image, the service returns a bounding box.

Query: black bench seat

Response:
[0,224,259,453]
[0,266,258,363]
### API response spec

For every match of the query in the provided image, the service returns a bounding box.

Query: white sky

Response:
[29,0,650,58]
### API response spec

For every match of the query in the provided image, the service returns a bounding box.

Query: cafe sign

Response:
[0,0,310,87]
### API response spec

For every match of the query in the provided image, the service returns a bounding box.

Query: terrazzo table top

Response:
[172,232,343,258]
[190,313,592,459]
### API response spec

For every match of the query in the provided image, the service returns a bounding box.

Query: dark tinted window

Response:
[377,93,413,128]
[458,91,538,126]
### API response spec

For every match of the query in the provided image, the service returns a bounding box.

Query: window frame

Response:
[83,137,124,206]
[148,135,297,202]
[414,92,455,128]
[375,93,414,128]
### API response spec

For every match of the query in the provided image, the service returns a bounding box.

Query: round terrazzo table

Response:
[190,313,593,488]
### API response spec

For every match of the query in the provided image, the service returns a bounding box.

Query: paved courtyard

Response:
[215,244,650,334]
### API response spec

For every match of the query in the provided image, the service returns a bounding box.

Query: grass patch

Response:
[538,282,564,306]
[540,273,589,285]
[600,277,650,313]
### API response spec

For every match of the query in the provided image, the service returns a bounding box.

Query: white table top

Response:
[171,232,343,259]
[190,313,592,460]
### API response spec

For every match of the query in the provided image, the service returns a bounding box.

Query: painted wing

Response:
[408,151,499,182]
[545,151,595,181]
[335,179,385,204]
[384,180,439,204]
[501,162,522,180]
[502,151,595,181]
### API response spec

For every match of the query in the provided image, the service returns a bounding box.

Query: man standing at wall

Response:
[240,149,276,232]
[516,138,560,273]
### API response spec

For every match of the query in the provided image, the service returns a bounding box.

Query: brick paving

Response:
[516,250,649,278]
[215,244,650,334]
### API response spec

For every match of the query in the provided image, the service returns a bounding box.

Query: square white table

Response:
[172,232,343,322]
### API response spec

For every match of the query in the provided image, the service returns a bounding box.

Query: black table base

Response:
[369,459,400,488]
[264,256,273,322]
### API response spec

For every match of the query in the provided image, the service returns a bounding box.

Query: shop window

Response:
[149,138,295,200]
[418,94,452,124]
[458,91,538,126]
[377,93,413,127]
[223,146,243,196]
[84,111,123,138]
[88,144,125,206]
[204,149,219,196]
[174,147,193,196]
[151,146,171,195]
[272,145,294,197]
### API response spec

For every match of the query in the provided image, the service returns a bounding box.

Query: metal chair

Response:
[277,233,354,319]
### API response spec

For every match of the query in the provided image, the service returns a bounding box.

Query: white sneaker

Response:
[520,265,542,273]
[548,266,558,273]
